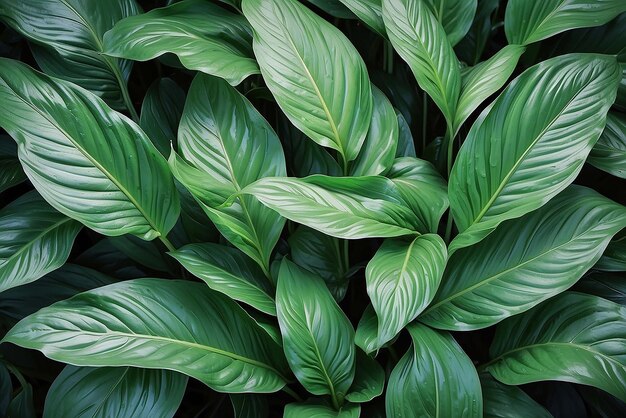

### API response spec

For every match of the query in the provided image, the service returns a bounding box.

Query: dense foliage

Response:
[1,0,626,416]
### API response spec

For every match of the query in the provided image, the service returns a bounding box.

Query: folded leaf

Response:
[588,112,626,179]
[487,292,626,402]
[423,0,478,46]
[345,348,385,403]
[140,78,185,157]
[0,137,25,193]
[480,373,551,418]
[3,279,289,393]
[449,53,621,253]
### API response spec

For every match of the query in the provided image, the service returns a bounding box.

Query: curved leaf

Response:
[0,137,25,193]
[277,259,355,405]
[346,348,385,403]
[480,373,551,418]
[449,53,621,253]
[305,0,356,19]
[575,272,626,305]
[7,383,35,418]
[455,0,500,65]
[423,0,478,46]
[285,400,360,418]
[366,235,447,348]
[386,323,482,418]
[588,112,626,178]
[0,59,180,240]
[487,292,626,402]
[338,0,386,37]
[231,394,269,418]
[3,279,289,393]
[595,236,626,271]
[422,186,626,331]
[44,366,187,418]
[0,364,9,417]
[355,305,379,355]
[243,0,373,163]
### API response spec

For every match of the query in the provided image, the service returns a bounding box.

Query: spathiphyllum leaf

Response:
[487,292,626,402]
[230,394,269,418]
[276,259,355,406]
[305,0,356,19]
[337,0,386,37]
[423,0,478,46]
[422,186,626,331]
[44,366,187,418]
[386,324,482,418]
[505,0,626,45]
[480,373,551,418]
[243,0,373,163]
[449,53,621,253]
[588,112,626,179]
[0,192,82,293]
[575,272,626,306]
[0,59,180,240]
[0,0,139,110]
[103,0,258,85]
[382,0,461,125]
[595,235,626,271]
[0,136,25,193]
[284,400,361,418]
[366,235,447,349]
[3,279,289,393]
[345,348,385,403]
[355,305,380,354]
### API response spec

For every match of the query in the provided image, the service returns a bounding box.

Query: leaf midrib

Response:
[91,367,129,418]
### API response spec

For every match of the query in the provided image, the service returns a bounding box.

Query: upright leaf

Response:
[243,0,373,163]
[449,54,621,253]
[480,373,551,418]
[423,0,478,46]
[588,112,626,179]
[0,136,25,193]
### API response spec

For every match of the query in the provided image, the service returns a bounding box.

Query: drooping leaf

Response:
[595,236,626,271]
[230,394,269,418]
[284,400,361,418]
[276,259,355,404]
[575,271,626,305]
[44,366,187,418]
[103,0,258,85]
[449,53,621,253]
[366,235,447,348]
[423,0,478,46]
[487,292,626,402]
[0,136,25,193]
[505,0,626,45]
[382,0,461,125]
[422,186,626,331]
[243,0,373,163]
[0,58,180,240]
[588,112,626,178]
[345,349,385,403]
[3,279,289,393]
[480,373,552,418]
[170,243,276,316]
[0,0,139,110]
[386,323,482,418]
[338,0,386,36]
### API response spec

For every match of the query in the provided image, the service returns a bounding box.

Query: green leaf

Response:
[595,236,626,271]
[396,112,417,158]
[0,192,82,293]
[0,136,25,193]
[575,272,626,305]
[345,349,385,403]
[355,305,380,355]
[487,292,626,402]
[3,279,289,393]
[382,0,461,125]
[284,400,361,418]
[350,87,398,176]
[139,78,185,157]
[505,0,626,45]
[75,240,147,280]
[103,0,258,85]
[578,385,626,418]
[366,235,447,348]
[0,59,180,240]
[305,0,356,19]
[0,364,10,417]
[244,175,422,239]
[423,0,478,46]
[480,373,551,418]
[338,0,386,37]
[422,186,626,331]
[243,0,373,163]
[170,243,276,316]
[230,394,269,418]
[277,259,355,405]
[7,383,35,418]
[449,53,621,253]
[44,366,187,418]
[454,45,526,131]
[455,0,500,65]
[0,0,139,110]
[386,324,482,418]
[588,112,626,179]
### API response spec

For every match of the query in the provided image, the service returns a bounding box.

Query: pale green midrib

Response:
[91,367,129,418]
[304,317,341,405]
[525,1,567,44]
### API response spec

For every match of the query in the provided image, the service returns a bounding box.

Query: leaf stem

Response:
[445,124,455,177]
[105,56,139,123]
[159,235,176,252]
[444,212,454,244]
[282,385,303,402]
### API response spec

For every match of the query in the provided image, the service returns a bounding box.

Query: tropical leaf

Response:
[345,349,385,403]
[575,271,626,305]
[423,0,478,46]
[6,383,35,418]
[480,373,551,418]
[595,236,626,271]
[455,0,500,65]
[284,400,361,418]
[354,305,380,355]
[0,136,25,193]
[306,0,356,19]
[230,394,269,418]
[338,0,386,36]
[588,112,626,179]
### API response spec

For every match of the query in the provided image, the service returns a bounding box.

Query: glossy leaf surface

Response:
[588,112,626,179]
[345,348,385,403]
[0,137,25,193]
[423,0,478,46]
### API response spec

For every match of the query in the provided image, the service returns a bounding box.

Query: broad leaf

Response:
[170,243,276,316]
[140,78,185,157]
[0,59,180,240]
[338,0,386,37]
[423,0,478,46]
[480,373,551,418]
[588,112,626,178]
[595,236,626,271]
[578,385,626,418]
[355,305,380,355]
[0,137,25,193]
[0,0,139,110]
[44,366,187,418]
[103,0,258,85]
[277,259,355,405]
[487,292,626,402]
[575,272,626,305]
[284,400,360,418]
[0,192,81,293]
[386,324,482,418]
[449,53,621,253]
[366,235,447,348]
[3,279,289,393]
[108,235,173,273]
[383,0,461,125]
[243,0,373,163]
[505,0,626,45]
[422,186,626,331]
[345,349,385,403]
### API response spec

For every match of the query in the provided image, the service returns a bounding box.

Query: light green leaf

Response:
[140,78,185,157]
[284,400,361,418]
[243,0,373,163]
[449,54,621,253]
[386,324,482,418]
[44,366,187,418]
[382,0,461,125]
[170,243,276,316]
[588,112,626,179]
[422,186,626,331]
[277,259,355,405]
[0,136,25,193]
[338,0,386,36]
[366,235,447,348]
[3,279,289,393]
[595,236,626,271]
[0,59,180,240]
[345,349,385,403]
[423,0,478,46]
[487,292,626,402]
[505,0,626,45]
[480,373,551,418]
[103,0,258,85]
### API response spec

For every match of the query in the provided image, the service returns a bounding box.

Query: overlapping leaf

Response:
[0,136,25,193]
[575,272,626,305]
[423,0,477,46]
[338,0,386,37]
[588,112,626,179]
[480,373,551,418]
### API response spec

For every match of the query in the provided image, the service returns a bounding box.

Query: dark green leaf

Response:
[7,383,35,418]
[480,373,551,418]
[575,272,626,305]
[588,112,626,178]
[595,236,626,271]
[346,349,384,403]
[231,394,269,418]
[75,240,148,279]
[140,78,185,157]
[284,400,361,418]
[395,113,416,158]
[305,0,356,19]
[0,363,10,417]
[0,136,25,193]
[338,0,386,36]
[423,0,478,46]
[455,0,500,65]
